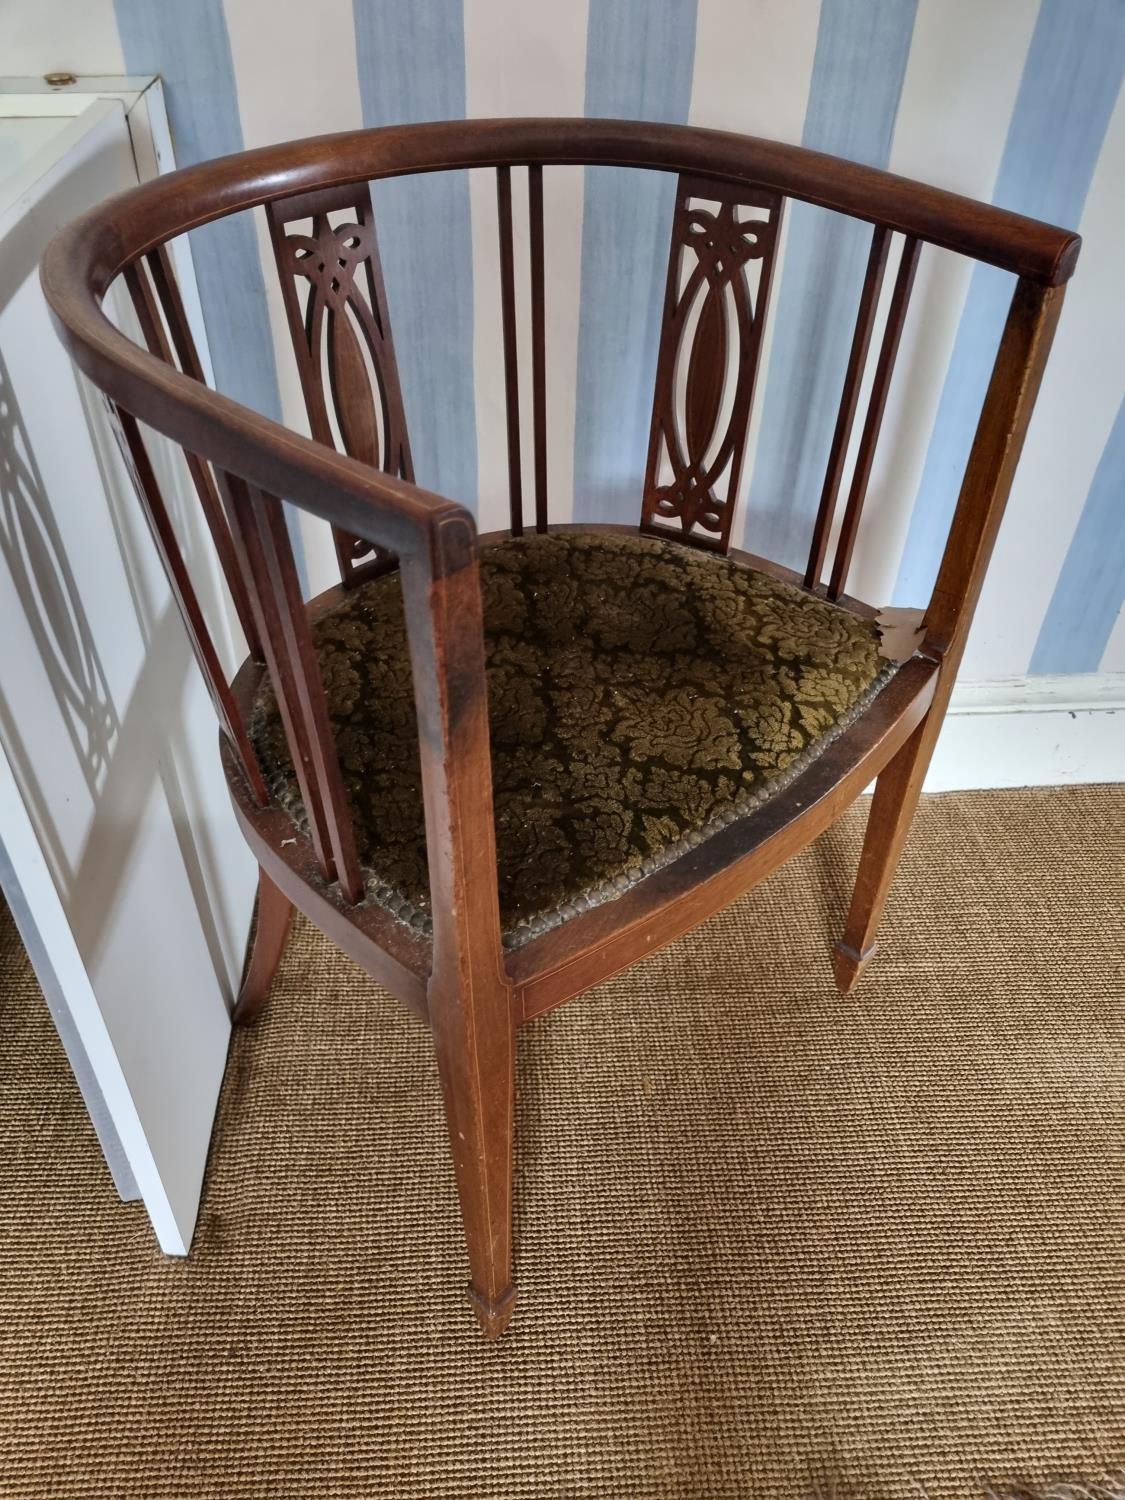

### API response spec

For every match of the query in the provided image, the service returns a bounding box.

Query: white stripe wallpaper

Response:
[989,76,1125,676]
[844,0,1037,611]
[465,0,590,533]
[8,0,1124,681]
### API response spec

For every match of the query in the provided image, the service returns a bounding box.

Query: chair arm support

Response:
[922,277,1066,673]
[399,516,508,992]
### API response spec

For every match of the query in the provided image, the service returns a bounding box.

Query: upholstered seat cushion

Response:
[251,531,892,947]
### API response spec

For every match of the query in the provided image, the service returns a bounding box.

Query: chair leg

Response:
[431,974,517,1339]
[833,713,934,994]
[232,867,294,1025]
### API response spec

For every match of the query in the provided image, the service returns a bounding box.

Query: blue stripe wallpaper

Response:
[571,0,698,525]
[105,0,1125,681]
[745,0,918,572]
[894,0,1125,610]
[352,0,478,509]
[1031,398,1125,674]
[113,0,309,590]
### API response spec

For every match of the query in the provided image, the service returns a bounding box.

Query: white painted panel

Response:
[0,738,183,1243]
[0,116,71,188]
[0,740,138,1202]
[465,0,590,530]
[926,704,1125,792]
[80,307,257,995]
[82,775,232,1230]
[0,93,252,1251]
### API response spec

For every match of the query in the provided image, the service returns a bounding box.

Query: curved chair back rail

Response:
[41,119,1078,556]
[41,118,1076,1338]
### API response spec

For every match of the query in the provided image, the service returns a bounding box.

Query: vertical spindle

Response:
[804,224,891,589]
[112,408,268,805]
[829,236,921,600]
[528,164,548,533]
[126,256,263,658]
[217,471,363,903]
[496,166,524,537]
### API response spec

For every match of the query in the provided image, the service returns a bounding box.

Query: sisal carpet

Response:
[0,785,1122,1499]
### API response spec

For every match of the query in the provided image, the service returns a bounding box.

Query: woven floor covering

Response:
[0,785,1122,1499]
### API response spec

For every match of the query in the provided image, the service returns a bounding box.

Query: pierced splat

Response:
[266,183,412,586]
[642,175,783,552]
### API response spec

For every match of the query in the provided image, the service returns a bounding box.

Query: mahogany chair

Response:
[41,120,1078,1337]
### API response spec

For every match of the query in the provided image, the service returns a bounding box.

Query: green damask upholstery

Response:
[251,532,893,947]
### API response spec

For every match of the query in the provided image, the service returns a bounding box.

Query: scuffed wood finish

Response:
[266,181,413,586]
[400,513,516,1334]
[642,174,782,551]
[40,119,1077,1338]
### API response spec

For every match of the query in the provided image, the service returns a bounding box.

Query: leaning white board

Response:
[0,82,256,1253]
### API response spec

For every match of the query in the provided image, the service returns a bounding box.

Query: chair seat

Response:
[251,531,893,947]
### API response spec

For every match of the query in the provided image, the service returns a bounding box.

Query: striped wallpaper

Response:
[22,0,1125,680]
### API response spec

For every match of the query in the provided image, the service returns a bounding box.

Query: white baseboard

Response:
[923,673,1124,792]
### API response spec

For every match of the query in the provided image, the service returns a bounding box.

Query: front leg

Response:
[400,511,516,1335]
[233,866,293,1024]
[430,966,517,1337]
